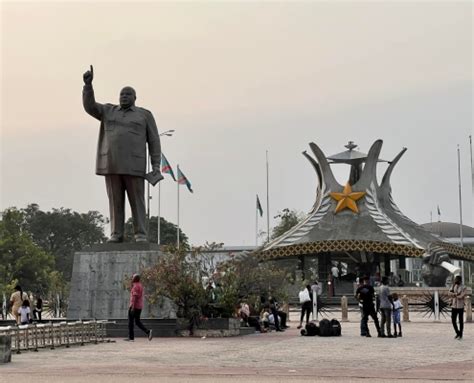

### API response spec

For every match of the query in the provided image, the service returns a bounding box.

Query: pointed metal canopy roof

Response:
[257,139,473,264]
[327,141,386,164]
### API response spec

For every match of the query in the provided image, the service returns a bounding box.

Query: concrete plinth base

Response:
[0,334,11,363]
[67,244,176,320]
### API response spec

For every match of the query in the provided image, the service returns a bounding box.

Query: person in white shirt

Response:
[18,299,31,325]
[392,293,403,337]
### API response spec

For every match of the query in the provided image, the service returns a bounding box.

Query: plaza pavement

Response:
[1,311,472,383]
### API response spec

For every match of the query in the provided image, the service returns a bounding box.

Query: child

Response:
[18,299,31,325]
[392,293,403,337]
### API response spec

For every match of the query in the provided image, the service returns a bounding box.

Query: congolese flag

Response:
[161,153,176,181]
[177,167,193,193]
[256,195,263,217]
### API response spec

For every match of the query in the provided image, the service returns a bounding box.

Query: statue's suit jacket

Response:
[82,84,161,177]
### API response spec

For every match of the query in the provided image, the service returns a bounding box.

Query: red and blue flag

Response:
[161,153,176,181]
[177,167,193,193]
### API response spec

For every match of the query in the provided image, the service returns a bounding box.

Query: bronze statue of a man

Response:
[82,65,163,243]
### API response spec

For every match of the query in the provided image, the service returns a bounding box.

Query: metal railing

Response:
[0,320,114,354]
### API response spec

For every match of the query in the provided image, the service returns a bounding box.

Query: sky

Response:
[1,1,473,247]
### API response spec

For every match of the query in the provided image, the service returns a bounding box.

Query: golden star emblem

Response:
[330,183,366,214]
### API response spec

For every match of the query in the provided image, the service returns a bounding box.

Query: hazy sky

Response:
[1,1,472,246]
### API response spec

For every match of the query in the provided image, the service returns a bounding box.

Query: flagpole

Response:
[457,145,464,247]
[157,182,161,245]
[255,195,258,246]
[177,164,180,249]
[266,150,270,243]
[470,135,473,192]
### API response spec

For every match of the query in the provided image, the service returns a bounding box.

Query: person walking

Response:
[449,275,467,340]
[355,276,381,337]
[9,285,28,324]
[126,274,152,342]
[379,276,393,338]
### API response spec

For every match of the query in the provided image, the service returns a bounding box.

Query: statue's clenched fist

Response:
[83,65,94,85]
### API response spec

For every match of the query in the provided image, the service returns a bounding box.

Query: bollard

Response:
[465,295,472,323]
[341,296,349,322]
[402,295,410,322]
[433,290,440,322]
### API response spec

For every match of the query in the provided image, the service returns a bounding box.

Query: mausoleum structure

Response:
[258,139,473,287]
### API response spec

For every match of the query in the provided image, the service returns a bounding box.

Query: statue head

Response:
[119,86,136,109]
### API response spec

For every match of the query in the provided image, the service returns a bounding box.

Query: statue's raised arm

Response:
[82,65,103,120]
[83,65,94,85]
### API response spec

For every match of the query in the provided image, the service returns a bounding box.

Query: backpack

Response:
[304,322,319,336]
[330,318,342,336]
[319,318,331,337]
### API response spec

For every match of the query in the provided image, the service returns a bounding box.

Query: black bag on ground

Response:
[330,318,342,336]
[319,318,331,337]
[304,322,319,336]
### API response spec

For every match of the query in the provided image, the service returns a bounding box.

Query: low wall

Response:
[176,318,241,337]
[0,334,12,363]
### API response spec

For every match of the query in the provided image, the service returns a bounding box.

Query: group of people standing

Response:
[356,274,467,340]
[9,285,43,325]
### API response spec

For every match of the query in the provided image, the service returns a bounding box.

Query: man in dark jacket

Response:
[355,276,381,337]
[82,65,163,242]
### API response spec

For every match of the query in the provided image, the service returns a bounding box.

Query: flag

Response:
[437,205,441,215]
[177,167,193,193]
[161,153,176,181]
[256,195,263,217]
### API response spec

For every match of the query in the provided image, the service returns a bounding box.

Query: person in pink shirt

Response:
[126,274,152,341]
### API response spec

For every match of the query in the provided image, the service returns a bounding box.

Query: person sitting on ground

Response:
[238,301,250,326]
[270,296,289,329]
[269,297,284,331]
[260,307,271,330]
[18,299,31,325]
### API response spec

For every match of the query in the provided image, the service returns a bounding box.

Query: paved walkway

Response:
[2,314,473,382]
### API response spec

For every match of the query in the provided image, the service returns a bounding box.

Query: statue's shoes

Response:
[107,236,123,243]
[135,235,148,243]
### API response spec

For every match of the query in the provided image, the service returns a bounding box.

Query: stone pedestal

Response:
[67,243,175,320]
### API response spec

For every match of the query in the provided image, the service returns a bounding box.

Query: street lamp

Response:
[160,129,175,137]
[147,130,175,241]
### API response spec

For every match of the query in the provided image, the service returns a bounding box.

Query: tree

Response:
[140,244,291,322]
[22,204,107,281]
[124,216,190,249]
[0,208,55,294]
[271,208,305,240]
